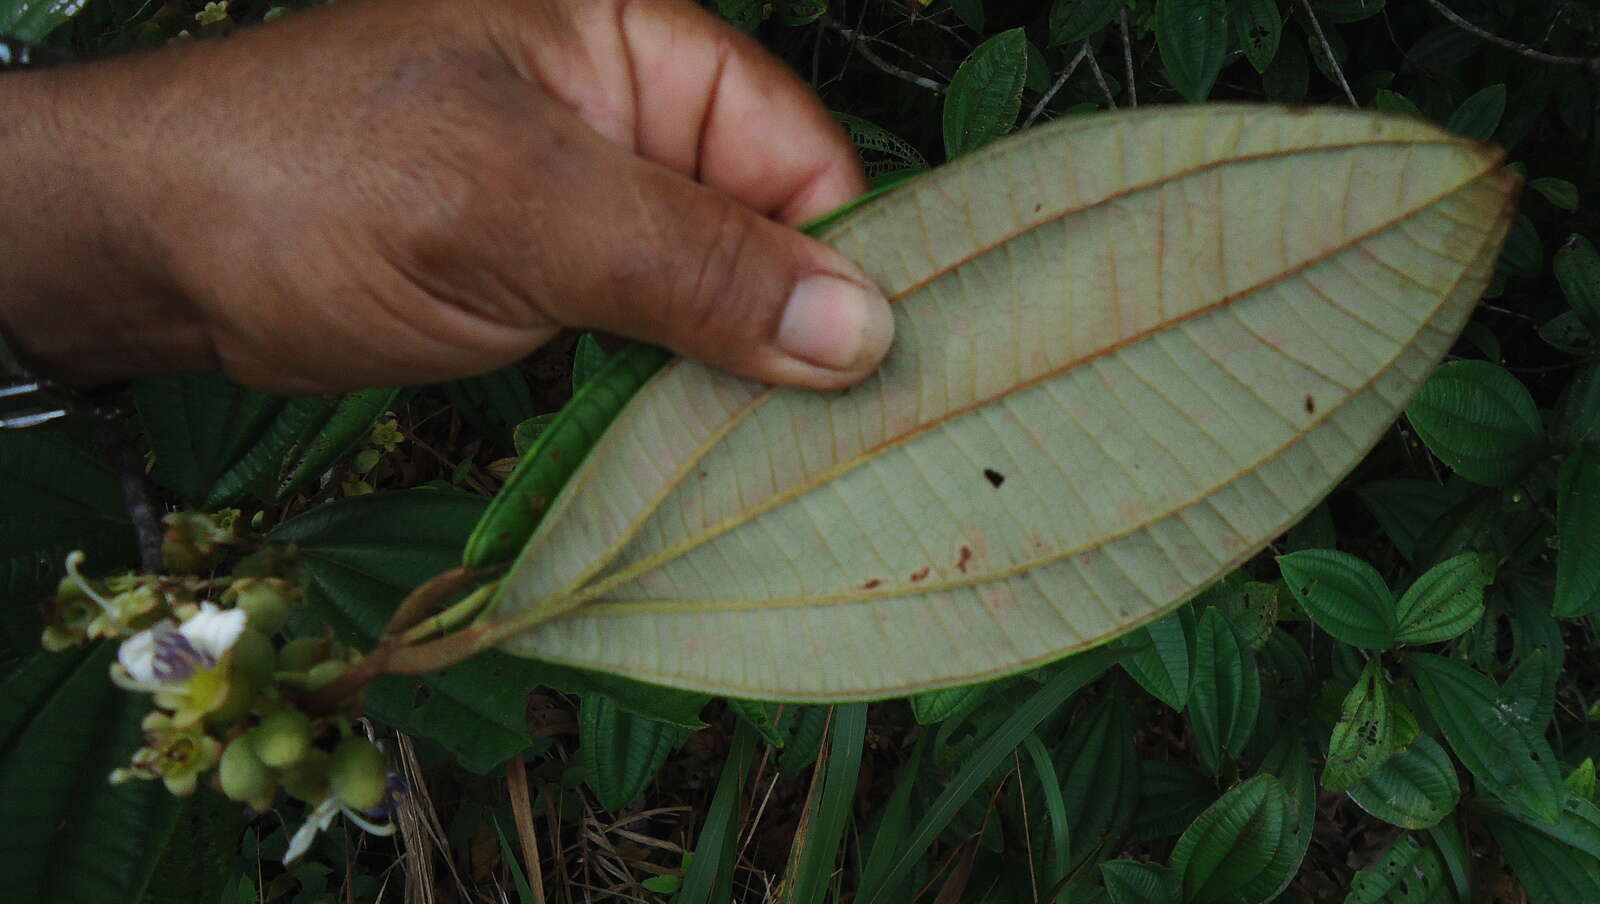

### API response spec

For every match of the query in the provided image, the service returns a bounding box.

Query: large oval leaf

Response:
[492,106,1516,701]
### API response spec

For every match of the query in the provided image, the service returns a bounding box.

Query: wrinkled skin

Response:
[0,0,892,394]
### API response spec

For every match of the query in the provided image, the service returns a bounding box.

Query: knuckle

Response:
[670,205,764,342]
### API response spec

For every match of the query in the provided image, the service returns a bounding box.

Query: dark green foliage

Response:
[942,28,1028,158]
[0,645,182,902]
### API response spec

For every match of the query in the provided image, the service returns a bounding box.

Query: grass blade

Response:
[780,705,868,904]
[1022,732,1071,889]
[857,648,1124,904]
[678,723,757,903]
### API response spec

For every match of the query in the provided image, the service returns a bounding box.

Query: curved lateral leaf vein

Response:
[517,142,1507,625]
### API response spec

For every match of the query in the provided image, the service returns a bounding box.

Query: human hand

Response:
[0,0,892,394]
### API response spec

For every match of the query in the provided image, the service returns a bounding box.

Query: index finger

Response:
[502,0,868,225]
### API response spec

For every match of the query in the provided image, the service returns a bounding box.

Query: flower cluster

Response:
[49,512,403,864]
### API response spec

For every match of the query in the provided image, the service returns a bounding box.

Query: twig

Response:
[507,755,548,904]
[1022,43,1090,129]
[1423,0,1599,67]
[827,18,946,93]
[114,440,163,573]
[1084,43,1117,109]
[1297,0,1358,106]
[1119,8,1138,107]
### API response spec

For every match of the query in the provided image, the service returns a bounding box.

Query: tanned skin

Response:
[0,0,893,395]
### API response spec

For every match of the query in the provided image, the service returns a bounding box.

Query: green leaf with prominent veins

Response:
[1406,360,1543,487]
[1345,834,1449,903]
[1554,449,1600,617]
[943,28,1028,159]
[1555,233,1600,334]
[1277,549,1396,649]
[1324,659,1419,792]
[1189,607,1260,773]
[1117,608,1192,710]
[1346,733,1460,829]
[1484,811,1600,903]
[1169,774,1293,903]
[1050,0,1126,47]
[490,106,1517,701]
[580,694,689,812]
[1394,552,1491,644]
[1157,0,1229,101]
[1232,0,1283,73]
[1410,653,1562,824]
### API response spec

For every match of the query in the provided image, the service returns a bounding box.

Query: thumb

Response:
[542,157,895,390]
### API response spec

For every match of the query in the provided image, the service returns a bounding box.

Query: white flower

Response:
[112,604,247,726]
[283,792,398,865]
[116,604,245,687]
[283,796,341,864]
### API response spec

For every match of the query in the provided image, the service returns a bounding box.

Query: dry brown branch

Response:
[1424,0,1599,67]
[1120,8,1138,107]
[1085,44,1117,109]
[1297,0,1359,106]
[827,18,946,93]
[391,732,470,904]
[506,756,547,904]
[1023,43,1091,129]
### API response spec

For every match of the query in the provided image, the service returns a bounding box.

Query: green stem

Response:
[397,581,500,645]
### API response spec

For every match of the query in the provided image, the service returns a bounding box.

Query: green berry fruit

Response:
[218,736,275,803]
[278,637,332,674]
[228,578,300,634]
[330,736,388,811]
[205,668,254,725]
[252,709,313,769]
[229,628,276,688]
[305,660,345,691]
[279,747,331,803]
[232,543,302,580]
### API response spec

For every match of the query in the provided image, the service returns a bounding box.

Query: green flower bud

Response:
[227,578,299,634]
[161,512,233,574]
[54,574,90,603]
[330,736,388,811]
[279,637,333,674]
[219,736,275,803]
[279,748,331,803]
[252,709,313,769]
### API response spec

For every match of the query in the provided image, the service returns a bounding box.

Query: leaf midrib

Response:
[531,161,1505,618]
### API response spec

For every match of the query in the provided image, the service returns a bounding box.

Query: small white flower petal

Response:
[117,620,178,684]
[282,819,319,865]
[179,603,246,661]
[283,796,341,864]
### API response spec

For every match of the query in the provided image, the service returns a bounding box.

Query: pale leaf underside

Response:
[494,106,1516,701]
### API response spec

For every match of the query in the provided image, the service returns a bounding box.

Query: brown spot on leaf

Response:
[983,469,1005,488]
[957,546,972,572]
[1304,394,1316,414]
[862,578,882,590]
[910,566,929,582]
